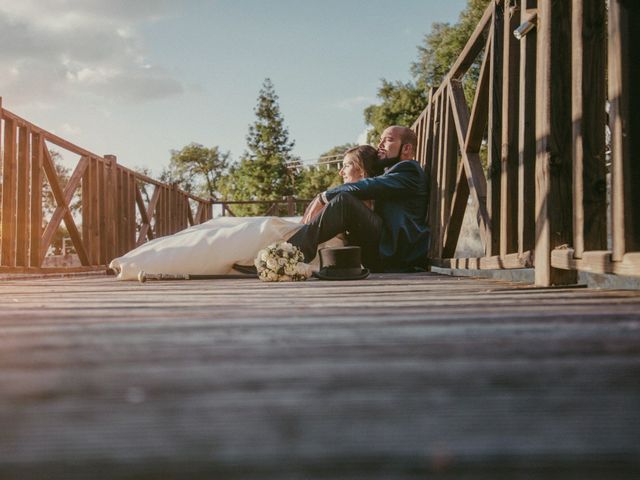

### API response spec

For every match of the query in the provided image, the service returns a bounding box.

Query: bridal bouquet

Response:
[254,242,312,282]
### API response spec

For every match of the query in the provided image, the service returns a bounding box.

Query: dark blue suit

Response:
[324,160,430,269]
[289,159,430,271]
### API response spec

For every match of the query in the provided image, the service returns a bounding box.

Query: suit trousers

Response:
[288,192,383,268]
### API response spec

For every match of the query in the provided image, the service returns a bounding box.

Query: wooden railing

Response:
[414,0,639,286]
[0,100,212,273]
[213,197,311,217]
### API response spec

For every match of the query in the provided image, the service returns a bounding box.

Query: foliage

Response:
[411,0,489,89]
[161,143,230,199]
[295,167,341,201]
[219,78,298,216]
[411,0,490,102]
[318,142,357,161]
[293,142,355,200]
[364,0,491,142]
[364,80,429,144]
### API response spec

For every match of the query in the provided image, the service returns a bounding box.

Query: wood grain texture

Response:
[1,118,17,266]
[29,133,43,267]
[0,273,638,479]
[518,0,537,255]
[571,0,608,258]
[609,0,640,260]
[535,0,578,286]
[487,2,504,258]
[16,126,30,267]
[499,3,520,257]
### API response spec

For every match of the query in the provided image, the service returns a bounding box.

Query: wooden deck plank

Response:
[0,273,639,479]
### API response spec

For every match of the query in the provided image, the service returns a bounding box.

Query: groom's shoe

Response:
[232,263,257,275]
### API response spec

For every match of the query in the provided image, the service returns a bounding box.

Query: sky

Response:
[0,0,467,174]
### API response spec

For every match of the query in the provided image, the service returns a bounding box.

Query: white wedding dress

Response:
[109,216,343,280]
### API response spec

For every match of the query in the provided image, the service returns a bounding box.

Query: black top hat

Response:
[313,246,370,281]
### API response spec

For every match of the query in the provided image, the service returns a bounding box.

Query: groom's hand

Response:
[301,194,325,224]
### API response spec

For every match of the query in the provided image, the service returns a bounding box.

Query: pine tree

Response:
[220,78,298,215]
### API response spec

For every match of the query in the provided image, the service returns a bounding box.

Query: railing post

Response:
[16,125,30,267]
[206,201,213,221]
[433,89,446,258]
[572,0,607,259]
[287,195,295,216]
[1,114,17,267]
[517,0,537,255]
[534,0,577,286]
[30,132,43,267]
[82,156,98,264]
[500,0,521,257]
[609,0,640,261]
[104,155,117,263]
[487,0,504,257]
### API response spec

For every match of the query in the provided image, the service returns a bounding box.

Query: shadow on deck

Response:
[1,272,639,479]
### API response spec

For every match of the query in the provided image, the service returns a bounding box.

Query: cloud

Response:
[0,0,184,106]
[333,95,376,111]
[60,122,81,135]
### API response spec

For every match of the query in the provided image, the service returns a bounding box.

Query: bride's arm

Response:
[302,194,373,225]
[301,195,325,224]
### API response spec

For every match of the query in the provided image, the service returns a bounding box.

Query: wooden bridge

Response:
[0,0,639,478]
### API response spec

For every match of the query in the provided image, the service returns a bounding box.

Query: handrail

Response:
[414,0,639,286]
[212,197,312,217]
[0,99,212,273]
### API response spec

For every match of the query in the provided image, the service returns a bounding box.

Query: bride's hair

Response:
[344,145,381,178]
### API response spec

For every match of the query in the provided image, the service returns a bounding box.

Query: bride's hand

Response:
[301,195,325,224]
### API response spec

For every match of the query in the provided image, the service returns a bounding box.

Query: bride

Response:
[109,145,380,280]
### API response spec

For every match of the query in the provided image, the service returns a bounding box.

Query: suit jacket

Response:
[324,160,430,270]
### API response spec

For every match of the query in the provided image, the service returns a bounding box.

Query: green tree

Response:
[317,142,357,162]
[364,80,429,143]
[220,78,298,215]
[162,143,230,198]
[295,167,341,202]
[412,0,489,101]
[294,143,355,200]
[364,0,490,142]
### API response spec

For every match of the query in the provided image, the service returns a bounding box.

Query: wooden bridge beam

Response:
[487,1,504,257]
[500,0,521,258]
[609,0,640,261]
[534,0,577,286]
[517,0,537,256]
[572,0,607,258]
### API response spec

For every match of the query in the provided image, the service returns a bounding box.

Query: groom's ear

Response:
[401,143,413,160]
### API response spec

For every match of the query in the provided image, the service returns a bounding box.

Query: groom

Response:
[289,125,430,272]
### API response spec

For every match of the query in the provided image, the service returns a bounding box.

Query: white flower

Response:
[266,258,277,270]
[255,241,309,282]
[280,242,293,252]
